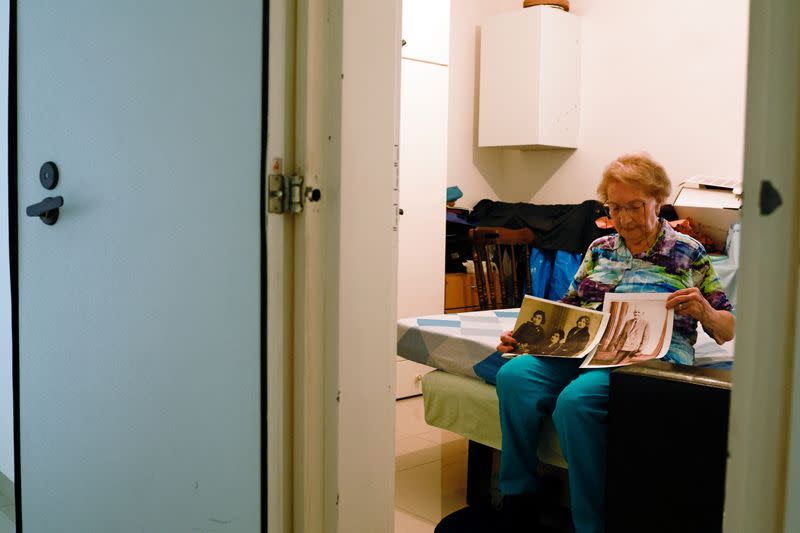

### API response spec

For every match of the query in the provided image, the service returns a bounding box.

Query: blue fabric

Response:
[497,356,610,533]
[711,223,740,305]
[548,250,583,300]
[472,351,510,385]
[416,318,460,328]
[529,247,583,301]
[529,248,554,299]
[446,185,463,202]
[701,361,733,371]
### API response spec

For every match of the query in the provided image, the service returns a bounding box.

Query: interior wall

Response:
[447,0,750,208]
[0,0,13,484]
[446,0,517,210]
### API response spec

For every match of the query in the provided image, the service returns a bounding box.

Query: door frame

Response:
[722,0,800,531]
[292,0,401,531]
[266,0,295,531]
[9,2,272,530]
[289,0,800,531]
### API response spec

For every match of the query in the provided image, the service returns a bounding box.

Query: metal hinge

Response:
[268,173,321,214]
[267,159,321,214]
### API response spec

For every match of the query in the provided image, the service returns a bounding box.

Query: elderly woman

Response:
[495,153,735,533]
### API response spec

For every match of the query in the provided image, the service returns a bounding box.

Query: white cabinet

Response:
[396,357,435,399]
[478,6,580,149]
[402,0,450,65]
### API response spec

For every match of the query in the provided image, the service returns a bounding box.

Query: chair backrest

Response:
[469,226,534,310]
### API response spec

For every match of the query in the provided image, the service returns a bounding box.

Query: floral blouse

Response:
[561,218,734,365]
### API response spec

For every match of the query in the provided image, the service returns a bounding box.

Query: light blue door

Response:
[15,1,263,531]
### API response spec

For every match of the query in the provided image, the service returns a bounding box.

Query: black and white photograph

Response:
[581,293,674,368]
[507,295,608,358]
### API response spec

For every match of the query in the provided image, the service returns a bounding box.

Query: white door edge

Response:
[293,1,401,532]
[724,0,800,530]
[785,272,800,532]
[266,0,295,532]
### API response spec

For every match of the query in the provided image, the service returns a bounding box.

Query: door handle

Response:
[26,196,64,225]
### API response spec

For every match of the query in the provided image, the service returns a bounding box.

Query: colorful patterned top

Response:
[561,218,734,365]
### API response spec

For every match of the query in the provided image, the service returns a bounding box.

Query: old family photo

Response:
[508,293,674,368]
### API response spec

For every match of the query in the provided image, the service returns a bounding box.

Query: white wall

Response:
[0,0,13,484]
[448,0,750,207]
[447,0,516,210]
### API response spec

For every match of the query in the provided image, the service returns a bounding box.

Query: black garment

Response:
[513,322,546,353]
[561,326,590,354]
[445,213,475,273]
[435,494,546,533]
[467,199,611,253]
[538,341,564,355]
[434,506,500,533]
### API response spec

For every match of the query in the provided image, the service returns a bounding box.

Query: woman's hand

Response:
[666,288,735,344]
[497,331,518,353]
[666,287,712,322]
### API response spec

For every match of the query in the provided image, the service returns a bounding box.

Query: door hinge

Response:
[268,174,321,214]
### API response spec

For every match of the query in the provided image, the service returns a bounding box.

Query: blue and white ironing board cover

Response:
[397,309,520,380]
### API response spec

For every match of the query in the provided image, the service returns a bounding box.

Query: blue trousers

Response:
[496,355,611,533]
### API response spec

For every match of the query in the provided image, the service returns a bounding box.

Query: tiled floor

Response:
[395,395,468,533]
[0,491,14,533]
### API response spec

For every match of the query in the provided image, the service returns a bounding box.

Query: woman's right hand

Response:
[497,331,518,353]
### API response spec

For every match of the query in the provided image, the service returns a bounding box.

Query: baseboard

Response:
[0,470,14,505]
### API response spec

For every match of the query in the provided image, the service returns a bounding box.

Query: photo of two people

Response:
[507,296,606,358]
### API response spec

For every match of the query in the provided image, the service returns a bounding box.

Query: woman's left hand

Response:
[665,287,711,322]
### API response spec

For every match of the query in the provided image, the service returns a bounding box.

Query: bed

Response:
[398,308,736,519]
[397,303,735,470]
[397,236,739,518]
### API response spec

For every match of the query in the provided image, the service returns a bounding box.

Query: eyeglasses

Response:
[605,201,646,217]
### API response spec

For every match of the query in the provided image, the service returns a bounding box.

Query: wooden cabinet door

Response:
[444,272,480,313]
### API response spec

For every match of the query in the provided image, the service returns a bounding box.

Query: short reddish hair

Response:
[597,153,671,204]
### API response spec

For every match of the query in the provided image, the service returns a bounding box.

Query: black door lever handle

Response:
[26,196,64,225]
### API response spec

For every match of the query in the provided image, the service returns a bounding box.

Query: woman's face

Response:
[550,333,561,344]
[605,180,660,247]
[577,317,589,329]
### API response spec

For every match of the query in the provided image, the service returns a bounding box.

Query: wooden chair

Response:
[469,227,534,310]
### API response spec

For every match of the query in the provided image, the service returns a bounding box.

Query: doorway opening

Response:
[392,1,751,531]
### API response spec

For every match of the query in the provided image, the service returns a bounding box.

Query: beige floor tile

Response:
[440,438,468,463]
[394,508,435,533]
[395,460,443,523]
[417,428,463,445]
[441,488,467,518]
[395,396,470,527]
[441,459,468,492]
[396,436,442,471]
